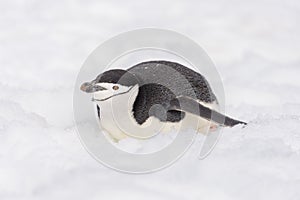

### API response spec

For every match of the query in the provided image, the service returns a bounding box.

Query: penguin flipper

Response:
[97,105,100,119]
[169,96,247,127]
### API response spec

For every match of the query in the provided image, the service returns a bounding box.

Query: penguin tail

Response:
[170,96,247,127]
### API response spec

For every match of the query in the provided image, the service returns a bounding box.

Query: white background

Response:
[0,0,300,199]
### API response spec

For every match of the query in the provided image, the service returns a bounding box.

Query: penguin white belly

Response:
[96,96,219,142]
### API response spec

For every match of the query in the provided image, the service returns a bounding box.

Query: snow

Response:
[1,0,300,199]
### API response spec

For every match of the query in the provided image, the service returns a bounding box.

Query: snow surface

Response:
[1,0,300,199]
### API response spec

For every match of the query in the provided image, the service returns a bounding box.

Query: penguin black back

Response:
[128,60,217,103]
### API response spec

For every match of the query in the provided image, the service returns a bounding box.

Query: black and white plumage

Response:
[80,60,246,141]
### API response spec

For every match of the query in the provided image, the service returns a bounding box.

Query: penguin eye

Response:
[112,85,119,90]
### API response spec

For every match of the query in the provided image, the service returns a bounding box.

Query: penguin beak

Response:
[80,82,107,93]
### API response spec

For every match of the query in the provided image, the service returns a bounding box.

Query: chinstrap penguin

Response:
[80,60,246,141]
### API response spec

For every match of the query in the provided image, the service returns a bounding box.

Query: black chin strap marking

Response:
[92,85,136,102]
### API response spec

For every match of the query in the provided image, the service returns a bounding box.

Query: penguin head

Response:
[80,69,139,101]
